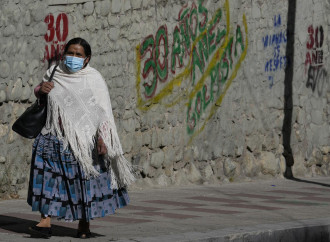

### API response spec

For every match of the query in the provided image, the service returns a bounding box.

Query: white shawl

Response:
[41,63,135,189]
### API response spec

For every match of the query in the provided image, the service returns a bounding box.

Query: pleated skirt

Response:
[27,133,129,221]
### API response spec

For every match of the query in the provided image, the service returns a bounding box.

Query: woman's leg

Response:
[29,214,52,238]
[37,214,51,227]
[77,219,91,238]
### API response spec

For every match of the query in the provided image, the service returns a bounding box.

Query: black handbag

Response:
[12,65,58,139]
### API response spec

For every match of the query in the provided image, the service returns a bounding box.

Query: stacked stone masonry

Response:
[0,0,329,198]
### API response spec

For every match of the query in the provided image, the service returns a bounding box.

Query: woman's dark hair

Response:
[64,37,92,61]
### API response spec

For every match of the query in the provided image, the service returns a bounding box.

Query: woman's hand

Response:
[39,82,54,95]
[97,137,107,155]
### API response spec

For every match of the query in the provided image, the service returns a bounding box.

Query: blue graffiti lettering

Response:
[263,31,287,49]
[274,14,281,27]
[265,56,287,73]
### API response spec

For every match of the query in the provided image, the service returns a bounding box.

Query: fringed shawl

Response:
[41,63,135,189]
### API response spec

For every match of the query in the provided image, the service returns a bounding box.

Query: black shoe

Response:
[77,230,91,239]
[29,225,52,238]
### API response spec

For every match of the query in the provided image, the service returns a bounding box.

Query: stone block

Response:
[172,169,190,186]
[111,0,122,13]
[96,0,111,16]
[150,150,164,169]
[222,140,236,157]
[311,110,324,125]
[121,133,133,153]
[223,158,237,177]
[83,1,94,16]
[24,11,31,25]
[163,147,175,168]
[0,156,6,164]
[159,129,173,147]
[164,163,173,177]
[21,85,32,101]
[242,151,260,177]
[109,27,120,41]
[245,134,262,152]
[173,159,186,171]
[151,130,161,148]
[33,22,47,36]
[0,90,6,103]
[131,0,142,10]
[259,151,279,176]
[142,0,152,8]
[108,15,120,26]
[122,118,136,133]
[86,15,96,30]
[321,146,330,155]
[187,163,202,183]
[128,22,141,40]
[202,164,214,180]
[251,2,261,19]
[4,25,15,37]
[7,129,17,144]
[123,0,131,12]
[0,61,10,78]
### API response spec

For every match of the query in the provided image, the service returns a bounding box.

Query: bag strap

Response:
[48,64,58,82]
[38,65,58,103]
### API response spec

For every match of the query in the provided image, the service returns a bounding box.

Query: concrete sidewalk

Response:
[0,177,330,242]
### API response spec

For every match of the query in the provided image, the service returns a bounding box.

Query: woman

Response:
[27,38,135,238]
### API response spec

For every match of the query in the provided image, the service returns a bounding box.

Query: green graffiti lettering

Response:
[180,7,190,21]
[220,55,229,84]
[140,36,157,98]
[235,25,244,57]
[189,7,198,41]
[180,16,191,57]
[155,26,169,81]
[202,84,212,110]
[195,91,202,119]
[198,0,208,32]
[225,37,234,70]
[198,34,209,67]
[143,74,157,97]
[216,28,226,45]
[171,26,182,73]
[192,46,204,84]
[140,36,154,56]
[208,10,222,56]
[210,62,219,96]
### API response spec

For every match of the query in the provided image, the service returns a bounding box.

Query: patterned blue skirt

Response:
[27,133,129,221]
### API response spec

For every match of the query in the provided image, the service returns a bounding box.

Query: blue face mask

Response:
[64,56,85,73]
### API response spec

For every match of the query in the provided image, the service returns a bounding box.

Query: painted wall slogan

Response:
[43,13,69,62]
[305,25,327,96]
[305,25,324,70]
[262,14,287,88]
[136,0,248,143]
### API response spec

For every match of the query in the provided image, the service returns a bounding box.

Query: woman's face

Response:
[65,44,90,66]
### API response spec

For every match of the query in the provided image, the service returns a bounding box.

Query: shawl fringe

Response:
[42,64,136,188]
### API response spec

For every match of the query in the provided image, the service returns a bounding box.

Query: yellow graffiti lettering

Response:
[136,0,248,143]
[136,1,229,111]
[188,14,248,144]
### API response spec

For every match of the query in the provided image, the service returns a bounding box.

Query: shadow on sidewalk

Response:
[0,214,104,239]
[288,177,330,188]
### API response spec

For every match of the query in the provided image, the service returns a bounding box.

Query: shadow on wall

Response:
[282,0,297,179]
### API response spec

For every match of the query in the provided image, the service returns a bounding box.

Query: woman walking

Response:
[27,37,135,238]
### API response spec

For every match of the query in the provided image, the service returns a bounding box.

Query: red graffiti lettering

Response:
[44,13,69,63]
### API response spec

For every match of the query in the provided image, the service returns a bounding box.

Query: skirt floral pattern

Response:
[27,133,129,221]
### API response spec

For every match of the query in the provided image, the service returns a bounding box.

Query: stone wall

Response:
[0,0,329,198]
